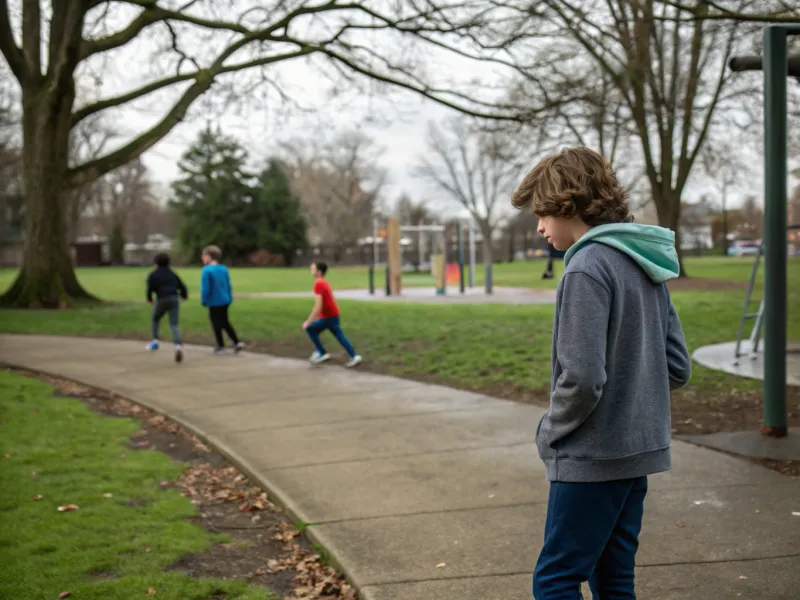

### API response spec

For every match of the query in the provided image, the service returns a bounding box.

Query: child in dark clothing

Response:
[511,147,692,599]
[200,245,243,355]
[146,253,188,363]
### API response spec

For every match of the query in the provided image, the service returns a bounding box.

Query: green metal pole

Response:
[762,26,788,436]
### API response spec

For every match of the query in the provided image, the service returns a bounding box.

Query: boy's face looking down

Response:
[538,215,590,252]
[201,253,210,265]
[310,263,318,277]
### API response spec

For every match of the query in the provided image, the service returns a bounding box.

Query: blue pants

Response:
[533,476,647,599]
[306,316,356,358]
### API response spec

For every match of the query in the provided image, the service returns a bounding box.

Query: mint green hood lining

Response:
[563,224,680,283]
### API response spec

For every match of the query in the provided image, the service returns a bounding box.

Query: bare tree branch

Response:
[0,0,25,81]
[657,0,800,23]
[67,46,313,186]
[414,117,526,262]
[21,0,41,78]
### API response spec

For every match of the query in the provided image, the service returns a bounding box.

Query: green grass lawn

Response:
[0,370,272,600]
[1,256,798,432]
[0,255,775,301]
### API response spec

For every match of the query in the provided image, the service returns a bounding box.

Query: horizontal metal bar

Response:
[728,54,800,77]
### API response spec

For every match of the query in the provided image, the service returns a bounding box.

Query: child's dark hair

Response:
[153,253,170,268]
[511,147,632,227]
[315,262,328,276]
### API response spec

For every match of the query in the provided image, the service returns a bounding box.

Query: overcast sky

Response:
[48,1,794,218]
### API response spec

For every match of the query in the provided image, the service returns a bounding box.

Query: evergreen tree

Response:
[253,160,308,266]
[170,126,255,262]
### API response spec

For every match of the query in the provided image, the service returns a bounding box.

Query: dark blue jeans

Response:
[151,295,181,344]
[533,476,648,599]
[306,316,356,358]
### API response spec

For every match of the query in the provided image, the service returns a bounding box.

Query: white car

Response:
[727,240,760,257]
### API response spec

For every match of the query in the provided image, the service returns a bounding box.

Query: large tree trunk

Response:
[653,188,687,277]
[0,80,98,308]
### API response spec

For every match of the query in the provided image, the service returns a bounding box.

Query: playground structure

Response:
[369,216,494,297]
[694,25,800,437]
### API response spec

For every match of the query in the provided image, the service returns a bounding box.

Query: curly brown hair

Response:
[511,147,632,227]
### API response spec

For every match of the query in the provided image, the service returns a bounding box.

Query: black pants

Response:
[208,305,239,348]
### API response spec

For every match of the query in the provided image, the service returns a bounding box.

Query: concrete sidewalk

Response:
[1,334,799,599]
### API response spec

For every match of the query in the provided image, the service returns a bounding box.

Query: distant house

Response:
[123,234,174,265]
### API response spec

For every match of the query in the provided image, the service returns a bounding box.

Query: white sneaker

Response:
[309,352,331,365]
[234,341,245,354]
[346,355,362,368]
[174,345,183,363]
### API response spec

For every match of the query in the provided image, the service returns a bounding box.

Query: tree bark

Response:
[0,78,98,308]
[480,222,494,266]
[653,189,687,277]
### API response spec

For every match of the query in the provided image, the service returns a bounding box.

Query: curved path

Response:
[2,334,799,599]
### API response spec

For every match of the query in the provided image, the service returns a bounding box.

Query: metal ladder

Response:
[733,243,765,365]
[734,223,800,364]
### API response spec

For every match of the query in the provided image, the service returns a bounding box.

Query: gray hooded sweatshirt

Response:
[537,223,692,482]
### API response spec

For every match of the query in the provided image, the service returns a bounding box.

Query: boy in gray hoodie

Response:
[511,147,691,599]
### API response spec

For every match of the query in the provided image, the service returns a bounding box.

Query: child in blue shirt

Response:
[200,245,243,354]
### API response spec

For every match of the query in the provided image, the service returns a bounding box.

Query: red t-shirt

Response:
[313,278,340,319]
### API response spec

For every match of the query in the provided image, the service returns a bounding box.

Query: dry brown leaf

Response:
[32,494,43,501]
[119,454,126,459]
[103,493,113,498]
[58,592,72,599]
[675,521,686,528]
[146,587,157,595]
[436,562,446,568]
[57,504,79,512]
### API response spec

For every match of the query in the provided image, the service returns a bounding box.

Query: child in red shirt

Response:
[302,262,362,367]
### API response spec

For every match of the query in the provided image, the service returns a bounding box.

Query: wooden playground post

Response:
[386,216,402,296]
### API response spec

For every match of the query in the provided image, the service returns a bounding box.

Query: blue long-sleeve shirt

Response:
[200,264,233,307]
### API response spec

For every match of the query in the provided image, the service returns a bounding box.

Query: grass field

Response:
[0,371,272,600]
[0,256,766,301]
[1,257,798,434]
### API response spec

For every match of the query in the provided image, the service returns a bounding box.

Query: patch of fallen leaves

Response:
[177,463,272,513]
[174,456,357,599]
[251,524,357,600]
[755,458,800,478]
[179,463,358,599]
